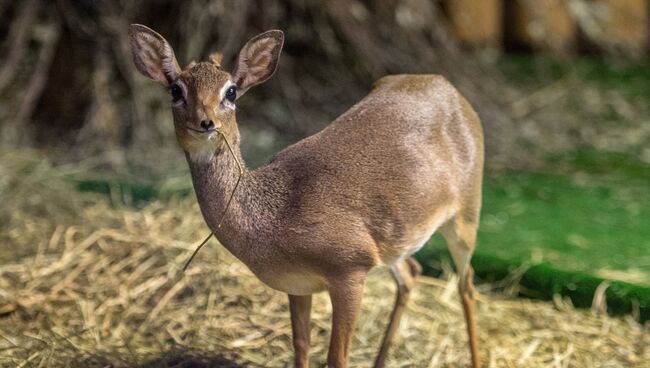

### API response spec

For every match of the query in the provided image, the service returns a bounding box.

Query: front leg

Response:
[289,294,312,367]
[327,270,367,368]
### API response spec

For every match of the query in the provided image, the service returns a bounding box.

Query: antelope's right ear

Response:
[232,30,284,97]
[129,24,181,86]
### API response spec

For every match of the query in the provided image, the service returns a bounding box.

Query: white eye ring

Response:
[171,79,188,107]
[218,81,237,110]
[225,86,237,102]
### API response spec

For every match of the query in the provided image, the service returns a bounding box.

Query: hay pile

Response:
[1,152,648,367]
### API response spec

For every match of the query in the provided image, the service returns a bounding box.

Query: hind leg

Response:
[441,217,480,368]
[373,257,422,368]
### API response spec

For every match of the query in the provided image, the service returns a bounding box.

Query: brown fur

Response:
[130,25,484,368]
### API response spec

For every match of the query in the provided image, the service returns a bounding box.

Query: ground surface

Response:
[1,151,649,367]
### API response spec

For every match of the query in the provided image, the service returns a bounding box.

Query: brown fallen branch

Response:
[0,0,39,93]
[13,20,62,131]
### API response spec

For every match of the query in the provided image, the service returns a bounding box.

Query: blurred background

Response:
[1,0,648,169]
[1,0,649,366]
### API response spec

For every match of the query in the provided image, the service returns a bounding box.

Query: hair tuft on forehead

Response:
[209,52,224,67]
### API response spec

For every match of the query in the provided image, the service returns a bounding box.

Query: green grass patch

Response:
[476,169,650,281]
[72,176,193,207]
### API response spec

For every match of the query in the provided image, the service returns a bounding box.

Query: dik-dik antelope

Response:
[129,24,483,368]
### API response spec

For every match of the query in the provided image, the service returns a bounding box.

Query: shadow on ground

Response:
[137,349,247,368]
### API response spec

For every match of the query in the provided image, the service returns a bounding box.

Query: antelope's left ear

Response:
[232,30,284,97]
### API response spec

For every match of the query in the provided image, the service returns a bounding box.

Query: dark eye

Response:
[171,84,183,103]
[225,86,236,103]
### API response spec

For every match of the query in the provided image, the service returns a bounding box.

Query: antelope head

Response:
[128,24,284,163]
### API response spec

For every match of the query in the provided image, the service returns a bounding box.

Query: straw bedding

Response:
[0,152,648,367]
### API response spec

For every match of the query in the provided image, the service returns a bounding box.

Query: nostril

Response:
[200,120,215,130]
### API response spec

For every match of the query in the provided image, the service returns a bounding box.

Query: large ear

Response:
[232,30,284,96]
[129,24,181,86]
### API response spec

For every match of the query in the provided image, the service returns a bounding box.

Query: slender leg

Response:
[374,257,421,368]
[289,294,312,368]
[460,266,479,368]
[405,256,423,277]
[327,270,367,368]
[442,218,480,368]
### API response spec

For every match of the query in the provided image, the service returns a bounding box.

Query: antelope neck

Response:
[185,139,284,259]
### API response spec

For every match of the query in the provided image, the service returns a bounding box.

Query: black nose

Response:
[200,120,215,131]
